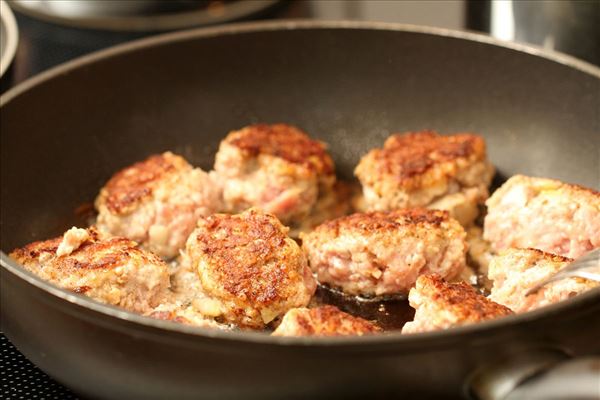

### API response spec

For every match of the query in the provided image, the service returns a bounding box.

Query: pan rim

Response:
[2,20,599,346]
[1,19,599,108]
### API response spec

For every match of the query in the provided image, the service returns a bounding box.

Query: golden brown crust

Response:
[273,306,381,336]
[489,248,575,282]
[355,131,486,190]
[99,152,191,214]
[520,248,574,264]
[10,226,164,273]
[416,274,513,321]
[313,208,451,236]
[193,209,296,306]
[187,208,315,328]
[10,236,63,261]
[225,124,334,176]
[10,227,170,313]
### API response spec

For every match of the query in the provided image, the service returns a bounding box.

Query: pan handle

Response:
[469,349,600,400]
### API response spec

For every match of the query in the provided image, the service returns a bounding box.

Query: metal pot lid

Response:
[0,0,18,78]
[7,0,281,32]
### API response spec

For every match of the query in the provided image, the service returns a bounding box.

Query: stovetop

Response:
[1,336,78,399]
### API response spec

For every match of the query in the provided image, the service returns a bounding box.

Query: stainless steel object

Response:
[471,349,600,400]
[468,0,600,65]
[0,0,18,77]
[8,0,281,31]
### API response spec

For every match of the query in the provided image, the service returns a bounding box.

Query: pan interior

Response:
[1,24,598,315]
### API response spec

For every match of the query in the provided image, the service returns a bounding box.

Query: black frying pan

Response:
[1,21,599,400]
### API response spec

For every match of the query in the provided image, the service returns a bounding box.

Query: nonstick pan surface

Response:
[1,21,599,399]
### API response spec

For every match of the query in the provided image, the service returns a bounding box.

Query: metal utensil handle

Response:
[470,350,600,400]
[504,357,600,400]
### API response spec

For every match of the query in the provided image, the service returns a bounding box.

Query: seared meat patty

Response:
[402,274,513,334]
[95,151,221,259]
[182,209,317,328]
[302,208,467,297]
[488,248,599,313]
[354,131,494,226]
[214,124,336,227]
[10,227,170,313]
[272,305,381,337]
[484,175,600,258]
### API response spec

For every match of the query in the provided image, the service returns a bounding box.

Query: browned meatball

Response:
[214,124,336,227]
[95,151,222,259]
[181,209,317,328]
[10,227,170,314]
[488,248,599,313]
[484,175,600,259]
[355,131,494,226]
[272,306,381,337]
[302,208,467,297]
[402,274,513,334]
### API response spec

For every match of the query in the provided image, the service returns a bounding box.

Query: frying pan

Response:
[1,21,599,400]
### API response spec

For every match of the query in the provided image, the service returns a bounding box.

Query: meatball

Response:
[354,131,494,226]
[402,274,513,334]
[182,208,317,328]
[213,124,336,227]
[95,151,221,259]
[487,248,599,313]
[484,175,600,259]
[10,227,170,314]
[272,305,381,337]
[302,208,467,297]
